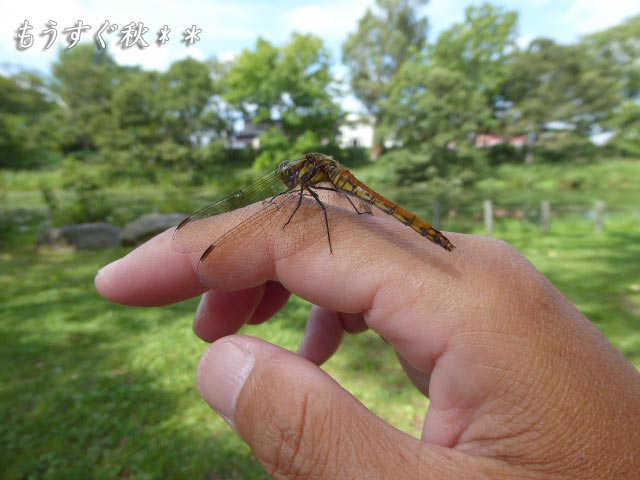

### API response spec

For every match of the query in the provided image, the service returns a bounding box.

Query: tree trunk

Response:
[525,130,536,165]
[371,117,386,161]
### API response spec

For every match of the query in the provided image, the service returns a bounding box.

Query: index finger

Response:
[95,203,461,316]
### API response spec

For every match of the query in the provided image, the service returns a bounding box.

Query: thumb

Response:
[197,335,477,479]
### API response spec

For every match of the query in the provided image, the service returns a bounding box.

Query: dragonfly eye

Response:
[278,160,297,189]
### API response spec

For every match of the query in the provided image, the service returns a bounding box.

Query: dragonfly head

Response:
[278,160,298,189]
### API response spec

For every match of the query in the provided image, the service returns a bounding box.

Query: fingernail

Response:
[197,339,254,426]
[194,294,207,327]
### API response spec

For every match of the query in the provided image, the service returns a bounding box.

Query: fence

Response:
[2,190,638,244]
[429,199,638,235]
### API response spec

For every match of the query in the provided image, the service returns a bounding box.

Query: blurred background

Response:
[1,0,639,478]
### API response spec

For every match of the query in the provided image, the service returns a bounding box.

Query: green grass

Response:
[1,215,639,479]
[0,246,425,479]
[1,156,639,478]
[5,157,639,213]
[473,158,640,206]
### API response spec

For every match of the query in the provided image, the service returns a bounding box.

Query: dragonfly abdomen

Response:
[330,168,455,251]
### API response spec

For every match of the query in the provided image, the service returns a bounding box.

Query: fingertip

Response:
[193,287,267,342]
[298,306,345,365]
[95,229,206,306]
[94,258,121,299]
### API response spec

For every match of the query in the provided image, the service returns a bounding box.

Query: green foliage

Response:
[47,48,232,173]
[430,3,518,129]
[383,62,489,148]
[0,70,63,168]
[51,46,122,153]
[224,33,342,152]
[582,15,640,102]
[39,158,115,226]
[486,143,526,165]
[1,3,639,228]
[535,134,599,163]
[504,37,621,163]
[380,145,486,195]
[608,100,640,156]
[222,30,347,168]
[342,0,428,156]
[253,128,290,169]
[342,0,427,111]
[253,129,343,171]
[159,58,220,148]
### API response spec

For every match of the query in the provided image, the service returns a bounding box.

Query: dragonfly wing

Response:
[195,191,341,287]
[173,168,288,253]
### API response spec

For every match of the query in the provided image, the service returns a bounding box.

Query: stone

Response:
[38,223,121,251]
[121,213,187,246]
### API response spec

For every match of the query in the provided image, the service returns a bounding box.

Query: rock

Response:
[121,213,187,246]
[38,223,121,251]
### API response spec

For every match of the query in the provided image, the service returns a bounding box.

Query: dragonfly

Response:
[173,152,454,285]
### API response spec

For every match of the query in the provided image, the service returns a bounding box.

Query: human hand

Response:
[96,207,640,479]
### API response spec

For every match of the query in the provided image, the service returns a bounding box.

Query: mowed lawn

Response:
[1,217,639,479]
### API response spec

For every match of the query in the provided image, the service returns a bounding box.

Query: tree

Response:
[381,56,490,183]
[504,38,620,163]
[0,70,62,167]
[342,0,428,159]
[582,15,640,155]
[384,59,489,149]
[106,69,165,167]
[51,45,122,154]
[159,58,219,148]
[430,3,518,131]
[224,33,342,166]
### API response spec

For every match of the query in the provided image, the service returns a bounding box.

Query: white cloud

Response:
[285,0,374,41]
[563,0,639,36]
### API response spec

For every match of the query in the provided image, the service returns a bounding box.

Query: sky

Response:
[1,0,638,111]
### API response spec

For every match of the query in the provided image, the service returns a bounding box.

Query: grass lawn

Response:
[1,157,639,478]
[1,214,639,479]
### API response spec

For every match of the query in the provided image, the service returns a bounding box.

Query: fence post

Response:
[595,201,606,233]
[483,200,493,234]
[433,200,441,229]
[541,200,551,234]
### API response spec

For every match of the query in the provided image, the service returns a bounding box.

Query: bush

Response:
[487,143,526,165]
[40,158,117,226]
[536,135,598,163]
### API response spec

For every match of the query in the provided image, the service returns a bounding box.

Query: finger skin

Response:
[97,204,640,478]
[193,286,266,342]
[193,282,291,342]
[297,308,368,365]
[297,306,345,365]
[95,228,205,306]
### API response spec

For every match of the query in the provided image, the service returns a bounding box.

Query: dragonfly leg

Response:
[268,188,292,204]
[344,194,372,215]
[283,185,305,228]
[306,187,333,254]
[313,186,372,215]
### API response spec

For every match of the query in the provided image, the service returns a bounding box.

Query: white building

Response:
[338,113,374,148]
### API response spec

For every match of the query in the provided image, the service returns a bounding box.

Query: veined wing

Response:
[173,167,290,253]
[190,187,373,288]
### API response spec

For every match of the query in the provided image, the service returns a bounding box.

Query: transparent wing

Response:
[192,188,372,287]
[173,167,290,253]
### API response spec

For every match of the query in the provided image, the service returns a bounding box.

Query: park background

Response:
[1,0,639,478]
